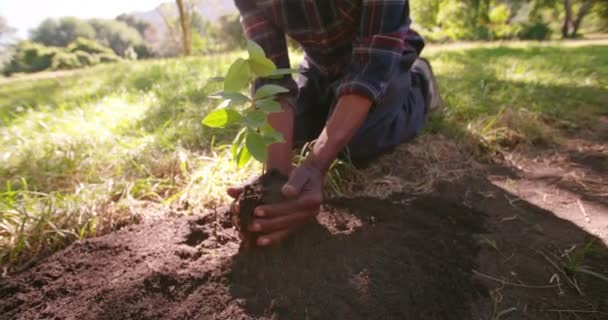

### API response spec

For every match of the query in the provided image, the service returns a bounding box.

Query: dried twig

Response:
[576,199,591,223]
[472,269,557,289]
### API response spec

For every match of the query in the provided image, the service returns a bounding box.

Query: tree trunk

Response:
[176,0,192,56]
[572,0,595,37]
[562,0,573,38]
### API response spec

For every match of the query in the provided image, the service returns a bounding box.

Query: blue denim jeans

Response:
[294,61,429,165]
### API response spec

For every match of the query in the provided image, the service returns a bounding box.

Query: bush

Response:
[4,41,60,75]
[98,53,121,63]
[133,44,154,59]
[74,51,100,66]
[517,21,552,40]
[50,52,81,70]
[67,37,114,55]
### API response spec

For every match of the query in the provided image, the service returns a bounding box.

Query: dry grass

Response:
[333,134,482,199]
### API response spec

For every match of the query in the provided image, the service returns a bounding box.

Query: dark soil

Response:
[1,176,607,320]
[236,169,288,246]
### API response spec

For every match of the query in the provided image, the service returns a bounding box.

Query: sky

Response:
[0,0,166,38]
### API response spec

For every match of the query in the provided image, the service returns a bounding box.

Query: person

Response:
[228,0,443,246]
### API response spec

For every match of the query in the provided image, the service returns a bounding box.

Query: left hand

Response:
[249,161,325,246]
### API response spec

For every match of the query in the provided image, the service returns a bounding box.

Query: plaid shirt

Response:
[234,0,425,103]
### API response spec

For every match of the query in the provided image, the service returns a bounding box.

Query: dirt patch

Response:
[1,175,607,320]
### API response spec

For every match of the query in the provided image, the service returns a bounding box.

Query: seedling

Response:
[202,40,296,246]
[203,40,295,167]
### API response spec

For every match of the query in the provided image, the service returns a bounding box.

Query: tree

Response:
[176,0,193,56]
[115,14,150,37]
[89,19,144,56]
[1,16,16,71]
[559,0,597,37]
[30,17,96,47]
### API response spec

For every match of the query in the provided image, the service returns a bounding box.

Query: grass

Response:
[1,41,607,273]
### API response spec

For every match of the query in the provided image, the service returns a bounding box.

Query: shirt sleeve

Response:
[336,0,424,103]
[234,0,298,96]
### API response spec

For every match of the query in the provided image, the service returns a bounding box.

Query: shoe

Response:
[412,57,443,113]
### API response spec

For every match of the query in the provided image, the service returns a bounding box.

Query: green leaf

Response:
[208,91,250,103]
[247,40,276,77]
[224,58,251,93]
[246,132,267,163]
[231,128,247,160]
[256,98,282,113]
[255,84,290,99]
[202,109,242,128]
[261,125,285,144]
[236,144,252,168]
[244,110,267,129]
[270,68,298,77]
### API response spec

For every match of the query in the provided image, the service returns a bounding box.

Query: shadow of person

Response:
[228,196,488,320]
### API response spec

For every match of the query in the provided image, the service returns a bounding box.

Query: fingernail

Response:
[258,237,270,246]
[250,223,261,232]
[255,209,265,217]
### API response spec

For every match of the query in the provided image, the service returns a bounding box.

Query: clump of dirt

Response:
[235,169,288,246]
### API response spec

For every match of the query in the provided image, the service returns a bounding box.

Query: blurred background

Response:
[1,0,607,73]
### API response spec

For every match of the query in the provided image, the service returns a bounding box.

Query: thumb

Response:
[227,186,243,199]
[282,167,309,199]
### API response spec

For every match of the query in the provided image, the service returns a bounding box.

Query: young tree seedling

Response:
[203,40,295,168]
[202,40,296,247]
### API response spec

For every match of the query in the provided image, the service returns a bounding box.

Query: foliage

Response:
[205,14,245,53]
[202,40,293,166]
[50,51,81,70]
[29,17,145,57]
[89,19,145,57]
[74,51,100,66]
[67,37,114,55]
[4,39,120,75]
[517,20,552,40]
[410,0,606,41]
[0,16,16,71]
[4,42,60,75]
[115,14,151,37]
[30,17,96,47]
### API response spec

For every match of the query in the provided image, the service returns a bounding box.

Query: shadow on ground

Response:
[1,172,607,320]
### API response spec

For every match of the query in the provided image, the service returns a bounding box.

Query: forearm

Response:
[266,97,295,176]
[307,94,372,172]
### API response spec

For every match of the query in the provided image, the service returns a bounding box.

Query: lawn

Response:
[1,41,607,272]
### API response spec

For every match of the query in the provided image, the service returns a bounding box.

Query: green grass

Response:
[1,42,607,273]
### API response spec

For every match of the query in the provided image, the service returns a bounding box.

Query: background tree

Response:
[176,0,193,56]
[561,0,597,37]
[89,19,144,56]
[1,16,17,71]
[115,14,150,37]
[30,17,96,47]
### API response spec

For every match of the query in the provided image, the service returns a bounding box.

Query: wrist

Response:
[266,96,295,176]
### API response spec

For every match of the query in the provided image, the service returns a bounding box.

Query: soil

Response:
[1,170,607,320]
[236,169,288,247]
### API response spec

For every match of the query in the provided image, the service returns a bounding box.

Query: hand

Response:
[227,162,324,246]
[253,162,324,246]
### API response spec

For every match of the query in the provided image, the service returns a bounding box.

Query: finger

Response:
[282,168,310,199]
[257,228,296,246]
[230,200,240,215]
[227,186,242,199]
[255,194,321,218]
[249,210,315,233]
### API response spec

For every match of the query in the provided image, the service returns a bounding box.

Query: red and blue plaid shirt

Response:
[234,0,425,103]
